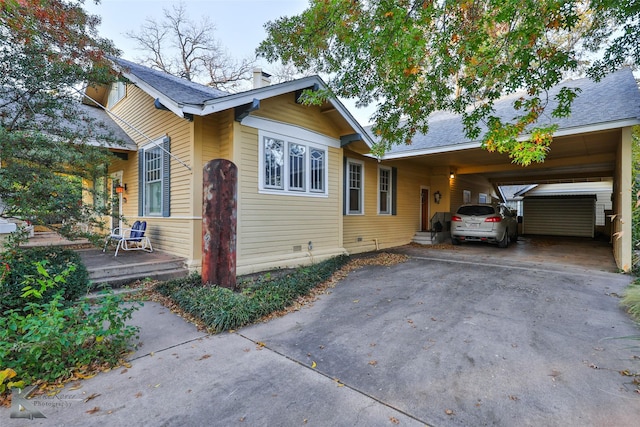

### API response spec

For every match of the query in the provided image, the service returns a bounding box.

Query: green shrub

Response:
[0,247,89,312]
[0,263,140,387]
[622,279,640,322]
[156,255,349,332]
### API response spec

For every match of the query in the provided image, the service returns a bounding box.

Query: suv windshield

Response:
[457,205,496,216]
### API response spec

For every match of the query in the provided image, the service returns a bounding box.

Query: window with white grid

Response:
[259,132,327,197]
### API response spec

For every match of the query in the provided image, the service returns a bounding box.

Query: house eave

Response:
[133,73,375,149]
[380,118,640,161]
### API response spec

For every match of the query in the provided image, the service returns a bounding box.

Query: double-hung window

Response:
[138,136,171,217]
[346,159,364,215]
[378,166,391,214]
[260,131,328,196]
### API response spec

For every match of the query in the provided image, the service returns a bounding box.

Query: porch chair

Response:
[103,220,153,256]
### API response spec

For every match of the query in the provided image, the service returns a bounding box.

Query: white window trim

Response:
[245,116,340,148]
[258,129,329,198]
[378,165,392,215]
[346,158,364,215]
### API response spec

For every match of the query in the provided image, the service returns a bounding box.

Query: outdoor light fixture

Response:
[434,191,441,204]
[449,171,455,179]
[115,184,126,194]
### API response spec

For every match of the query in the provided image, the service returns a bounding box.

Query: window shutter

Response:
[343,157,347,215]
[162,137,171,217]
[138,149,144,216]
[392,167,398,216]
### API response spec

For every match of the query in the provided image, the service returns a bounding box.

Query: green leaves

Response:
[0,1,122,245]
[0,260,140,390]
[258,0,637,165]
[156,255,351,332]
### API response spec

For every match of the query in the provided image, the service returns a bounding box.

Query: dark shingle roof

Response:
[112,57,230,106]
[384,68,640,156]
[78,102,137,150]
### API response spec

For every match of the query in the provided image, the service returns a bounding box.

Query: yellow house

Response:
[87,59,638,274]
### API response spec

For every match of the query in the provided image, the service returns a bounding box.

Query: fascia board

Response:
[379,119,640,160]
[189,76,325,116]
[380,141,481,160]
[549,119,640,138]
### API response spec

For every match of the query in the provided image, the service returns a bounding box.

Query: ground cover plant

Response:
[153,253,408,333]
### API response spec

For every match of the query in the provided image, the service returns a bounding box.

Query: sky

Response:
[84,0,376,124]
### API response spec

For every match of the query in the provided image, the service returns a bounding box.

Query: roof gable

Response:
[111,57,373,148]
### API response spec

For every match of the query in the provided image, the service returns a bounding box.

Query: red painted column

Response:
[202,159,237,289]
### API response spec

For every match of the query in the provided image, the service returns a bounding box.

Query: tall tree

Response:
[258,0,640,166]
[125,1,255,92]
[0,0,121,244]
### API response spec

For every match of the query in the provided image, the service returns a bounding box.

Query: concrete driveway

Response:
[5,249,640,426]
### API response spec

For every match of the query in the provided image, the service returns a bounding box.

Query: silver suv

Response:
[451,204,518,248]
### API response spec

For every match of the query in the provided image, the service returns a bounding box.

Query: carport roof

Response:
[381,68,640,159]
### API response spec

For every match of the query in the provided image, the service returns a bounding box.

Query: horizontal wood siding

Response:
[343,153,429,254]
[252,93,349,139]
[450,174,497,211]
[236,122,343,270]
[107,84,195,258]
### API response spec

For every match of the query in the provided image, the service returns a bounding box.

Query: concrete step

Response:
[90,268,188,289]
[77,249,189,289]
[412,231,435,245]
[89,258,186,282]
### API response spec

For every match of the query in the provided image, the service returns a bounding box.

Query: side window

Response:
[138,137,170,217]
[346,159,364,215]
[310,148,325,193]
[378,166,392,215]
[144,147,162,215]
[288,143,306,191]
[264,137,284,190]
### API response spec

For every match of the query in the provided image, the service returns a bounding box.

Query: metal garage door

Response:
[522,195,595,237]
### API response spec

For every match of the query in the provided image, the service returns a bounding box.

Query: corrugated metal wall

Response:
[522,196,595,237]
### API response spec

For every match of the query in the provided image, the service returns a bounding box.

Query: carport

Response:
[383,69,640,271]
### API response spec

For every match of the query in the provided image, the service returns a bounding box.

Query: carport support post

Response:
[202,159,237,289]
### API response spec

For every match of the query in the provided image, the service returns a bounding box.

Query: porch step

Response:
[413,231,452,245]
[20,232,93,249]
[413,231,436,245]
[78,249,189,289]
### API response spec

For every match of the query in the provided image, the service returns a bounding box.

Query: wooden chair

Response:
[103,220,153,256]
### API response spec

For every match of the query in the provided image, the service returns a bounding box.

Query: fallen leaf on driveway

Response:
[84,393,100,403]
[311,361,317,369]
[86,406,100,414]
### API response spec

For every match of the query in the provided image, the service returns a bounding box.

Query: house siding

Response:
[108,84,195,260]
[450,174,497,210]
[252,93,350,138]
[233,98,347,275]
[343,152,428,254]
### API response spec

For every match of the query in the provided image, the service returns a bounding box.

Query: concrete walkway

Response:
[3,249,639,426]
